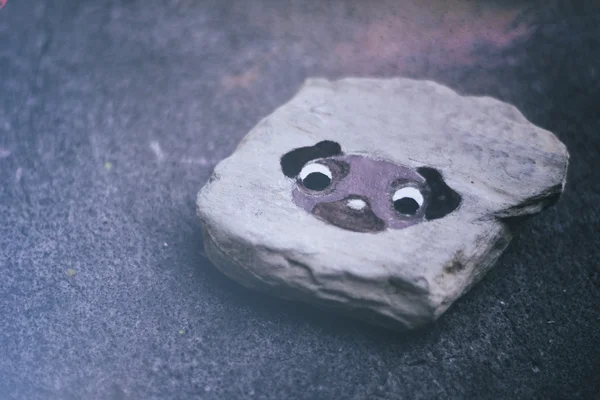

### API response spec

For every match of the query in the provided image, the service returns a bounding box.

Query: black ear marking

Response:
[417,167,461,220]
[280,140,343,178]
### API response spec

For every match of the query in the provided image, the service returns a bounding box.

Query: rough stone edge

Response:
[199,220,435,331]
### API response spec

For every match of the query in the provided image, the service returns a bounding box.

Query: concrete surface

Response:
[1,1,598,399]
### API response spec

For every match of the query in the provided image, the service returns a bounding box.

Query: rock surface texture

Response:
[196,77,569,330]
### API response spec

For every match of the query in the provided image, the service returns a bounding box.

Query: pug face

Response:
[280,140,462,233]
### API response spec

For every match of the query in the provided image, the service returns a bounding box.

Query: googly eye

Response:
[392,187,424,215]
[299,163,332,191]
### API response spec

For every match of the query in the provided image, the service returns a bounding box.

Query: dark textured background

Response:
[1,1,599,399]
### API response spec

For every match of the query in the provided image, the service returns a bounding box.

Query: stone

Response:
[196,77,569,330]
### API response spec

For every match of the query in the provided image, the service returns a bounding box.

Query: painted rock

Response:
[196,77,569,330]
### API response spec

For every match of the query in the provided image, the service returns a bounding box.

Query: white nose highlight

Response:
[346,198,367,210]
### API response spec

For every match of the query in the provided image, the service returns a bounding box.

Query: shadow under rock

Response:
[183,223,454,346]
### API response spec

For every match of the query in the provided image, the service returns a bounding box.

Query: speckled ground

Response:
[1,1,599,399]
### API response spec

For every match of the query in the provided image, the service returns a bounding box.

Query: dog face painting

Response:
[281,140,461,233]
